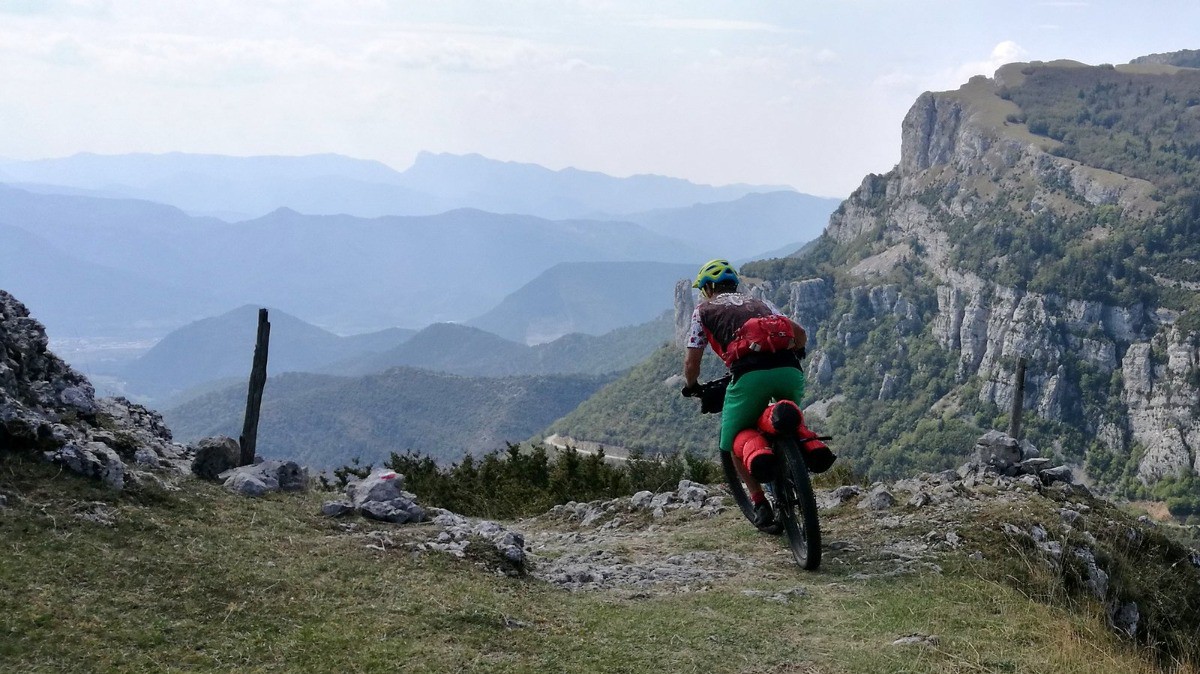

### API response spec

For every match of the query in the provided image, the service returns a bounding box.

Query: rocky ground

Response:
[315,430,1199,653]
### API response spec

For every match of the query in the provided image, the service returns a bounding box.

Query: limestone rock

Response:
[858,486,896,511]
[220,460,309,497]
[321,500,355,517]
[191,436,240,481]
[225,472,273,498]
[974,430,1021,471]
[346,468,407,507]
[1112,602,1140,637]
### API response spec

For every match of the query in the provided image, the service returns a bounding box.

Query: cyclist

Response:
[681,258,817,531]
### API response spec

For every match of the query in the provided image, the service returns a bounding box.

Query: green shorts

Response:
[719,367,807,452]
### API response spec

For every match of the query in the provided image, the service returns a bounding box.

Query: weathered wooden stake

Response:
[239,308,270,466]
[1008,356,1028,440]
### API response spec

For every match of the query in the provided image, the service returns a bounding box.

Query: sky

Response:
[1,0,1198,198]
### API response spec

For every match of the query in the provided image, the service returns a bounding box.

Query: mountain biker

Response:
[681,258,813,531]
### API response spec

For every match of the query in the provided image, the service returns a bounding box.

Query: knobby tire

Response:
[774,437,821,570]
[720,451,758,526]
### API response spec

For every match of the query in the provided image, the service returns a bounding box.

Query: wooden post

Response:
[239,308,270,466]
[1008,356,1027,440]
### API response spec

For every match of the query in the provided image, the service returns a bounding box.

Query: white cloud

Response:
[632,17,794,33]
[363,32,581,73]
[0,0,111,17]
[948,40,1027,86]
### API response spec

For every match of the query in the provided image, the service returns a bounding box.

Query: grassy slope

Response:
[2,454,1192,674]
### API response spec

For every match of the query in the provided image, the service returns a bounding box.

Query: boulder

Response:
[1040,465,1074,485]
[360,499,417,524]
[630,491,654,509]
[858,486,896,511]
[321,500,355,517]
[1112,601,1140,637]
[220,460,309,497]
[225,472,273,498]
[974,430,1022,471]
[191,436,240,481]
[346,468,406,507]
[45,442,125,490]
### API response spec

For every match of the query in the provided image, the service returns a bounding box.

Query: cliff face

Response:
[735,58,1200,491]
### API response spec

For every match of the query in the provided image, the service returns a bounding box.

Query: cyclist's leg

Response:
[720,371,777,501]
[719,370,776,451]
[768,366,806,405]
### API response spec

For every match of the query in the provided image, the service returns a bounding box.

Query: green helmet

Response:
[693,258,739,289]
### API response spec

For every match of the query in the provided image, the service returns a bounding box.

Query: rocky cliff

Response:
[736,55,1200,502]
[0,289,191,488]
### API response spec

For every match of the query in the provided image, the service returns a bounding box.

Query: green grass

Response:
[1,453,1193,673]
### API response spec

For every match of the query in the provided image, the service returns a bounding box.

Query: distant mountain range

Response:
[330,313,673,379]
[0,151,797,221]
[621,191,841,262]
[0,185,702,339]
[2,150,838,389]
[467,261,694,344]
[119,305,416,402]
[163,368,614,467]
[116,298,673,405]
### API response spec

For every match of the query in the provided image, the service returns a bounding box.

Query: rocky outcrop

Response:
[1,290,192,487]
[673,279,696,348]
[792,66,1188,486]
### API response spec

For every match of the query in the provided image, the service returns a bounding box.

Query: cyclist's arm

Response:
[684,347,704,388]
[683,305,708,387]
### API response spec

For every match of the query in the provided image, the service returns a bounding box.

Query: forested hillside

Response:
[544,346,728,456]
[331,312,673,378]
[164,368,613,468]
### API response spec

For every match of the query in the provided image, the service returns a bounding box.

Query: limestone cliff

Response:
[737,56,1200,495]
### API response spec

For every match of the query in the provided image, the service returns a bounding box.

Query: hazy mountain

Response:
[1,151,794,221]
[395,151,793,219]
[621,191,842,262]
[163,368,614,467]
[0,186,703,340]
[467,261,694,344]
[332,312,673,378]
[0,222,224,342]
[119,305,416,402]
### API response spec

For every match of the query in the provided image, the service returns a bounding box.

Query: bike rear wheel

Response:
[774,437,821,570]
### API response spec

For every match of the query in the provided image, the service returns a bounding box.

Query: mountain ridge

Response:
[1,150,799,221]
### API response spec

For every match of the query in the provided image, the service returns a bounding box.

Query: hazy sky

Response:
[1,0,1197,197]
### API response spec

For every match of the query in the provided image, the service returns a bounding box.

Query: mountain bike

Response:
[686,375,822,570]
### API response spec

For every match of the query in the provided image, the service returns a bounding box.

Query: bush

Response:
[327,443,724,519]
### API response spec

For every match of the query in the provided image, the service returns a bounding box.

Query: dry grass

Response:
[1,453,1193,673]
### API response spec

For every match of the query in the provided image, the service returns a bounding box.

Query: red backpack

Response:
[720,314,796,366]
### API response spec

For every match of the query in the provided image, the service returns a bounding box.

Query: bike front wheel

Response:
[774,437,821,570]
